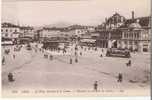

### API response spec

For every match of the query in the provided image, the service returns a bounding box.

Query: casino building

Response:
[96,11,151,52]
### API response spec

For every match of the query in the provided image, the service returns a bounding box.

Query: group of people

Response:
[4,42,133,90]
[93,73,123,92]
[44,53,53,61]
[93,59,132,91]
[3,44,30,83]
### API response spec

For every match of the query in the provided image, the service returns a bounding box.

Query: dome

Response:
[129,22,141,29]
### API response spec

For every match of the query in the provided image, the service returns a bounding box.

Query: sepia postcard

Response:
[1,0,151,97]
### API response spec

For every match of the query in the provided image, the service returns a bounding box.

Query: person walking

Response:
[128,60,131,66]
[75,57,78,63]
[100,54,103,57]
[13,54,15,59]
[49,55,53,60]
[75,51,77,56]
[94,81,98,92]
[126,60,131,66]
[117,73,123,82]
[8,72,15,82]
[2,56,5,65]
[70,58,72,64]
[80,52,82,56]
[102,49,104,52]
[95,47,97,51]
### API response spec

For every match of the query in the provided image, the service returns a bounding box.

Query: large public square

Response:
[2,43,150,96]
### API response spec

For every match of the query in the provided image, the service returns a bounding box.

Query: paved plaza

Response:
[2,43,150,94]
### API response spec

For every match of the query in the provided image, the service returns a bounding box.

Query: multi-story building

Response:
[1,23,20,39]
[95,12,126,48]
[75,29,87,37]
[96,29,122,48]
[20,26,35,38]
[39,28,62,39]
[96,11,151,52]
[38,28,72,42]
[118,16,151,52]
[38,26,91,41]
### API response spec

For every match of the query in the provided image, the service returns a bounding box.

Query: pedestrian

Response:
[93,81,98,91]
[2,56,5,65]
[70,58,72,64]
[126,60,131,66]
[8,72,15,82]
[5,49,10,55]
[95,47,97,51]
[75,58,78,63]
[117,73,123,82]
[63,49,66,54]
[100,54,103,57]
[75,46,78,51]
[13,54,15,59]
[44,54,48,58]
[75,52,77,56]
[128,60,131,66]
[80,52,82,56]
[102,49,104,52]
[49,55,53,60]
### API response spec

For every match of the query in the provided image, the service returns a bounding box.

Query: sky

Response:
[2,0,151,26]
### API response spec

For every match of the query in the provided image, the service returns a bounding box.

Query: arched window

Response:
[5,33,8,37]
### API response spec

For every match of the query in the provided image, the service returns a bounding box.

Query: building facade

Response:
[118,16,151,52]
[96,12,151,52]
[20,26,35,38]
[1,23,20,39]
[104,12,126,29]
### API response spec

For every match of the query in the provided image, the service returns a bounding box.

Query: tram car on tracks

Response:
[106,48,131,58]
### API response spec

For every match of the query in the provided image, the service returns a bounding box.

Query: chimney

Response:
[132,11,134,20]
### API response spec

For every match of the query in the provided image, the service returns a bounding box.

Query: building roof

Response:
[119,16,151,28]
[2,22,19,28]
[129,23,141,29]
[13,32,22,34]
[20,26,34,30]
[2,23,34,30]
[106,12,126,24]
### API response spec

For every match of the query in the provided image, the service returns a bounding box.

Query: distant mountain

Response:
[44,22,73,28]
[35,22,95,31]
